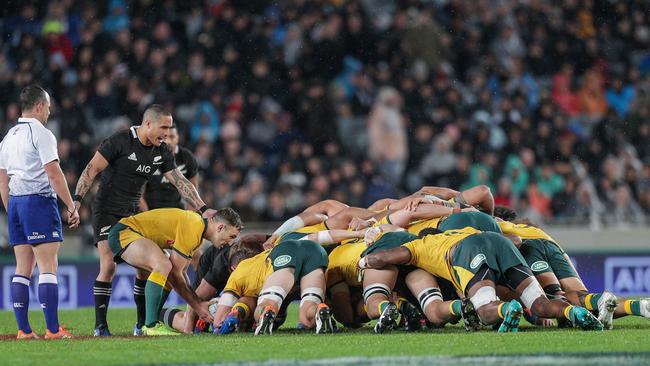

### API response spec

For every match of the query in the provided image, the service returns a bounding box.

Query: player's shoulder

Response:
[110,128,133,140]
[102,128,133,148]
[178,145,195,158]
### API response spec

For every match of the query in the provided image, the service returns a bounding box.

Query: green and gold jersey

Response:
[118,208,206,258]
[223,250,274,298]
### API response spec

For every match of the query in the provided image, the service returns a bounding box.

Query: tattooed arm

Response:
[73,152,109,209]
[164,168,213,216]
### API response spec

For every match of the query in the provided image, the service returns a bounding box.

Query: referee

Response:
[0,85,80,339]
[73,105,217,336]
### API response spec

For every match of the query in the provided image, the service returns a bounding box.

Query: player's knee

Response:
[470,286,498,324]
[154,259,173,275]
[99,259,116,278]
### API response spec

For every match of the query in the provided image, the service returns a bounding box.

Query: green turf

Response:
[1,306,650,366]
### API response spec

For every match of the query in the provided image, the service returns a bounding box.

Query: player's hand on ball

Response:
[197,301,214,324]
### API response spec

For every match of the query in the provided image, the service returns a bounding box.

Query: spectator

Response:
[0,0,646,229]
[367,87,407,185]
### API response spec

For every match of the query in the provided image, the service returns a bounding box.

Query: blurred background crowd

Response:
[0,0,649,247]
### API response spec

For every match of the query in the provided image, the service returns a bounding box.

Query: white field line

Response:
[171,353,650,366]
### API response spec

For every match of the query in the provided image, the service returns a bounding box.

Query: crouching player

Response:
[212,239,334,335]
[108,207,242,335]
[495,207,650,329]
[361,230,463,333]
[359,227,603,332]
[160,235,265,334]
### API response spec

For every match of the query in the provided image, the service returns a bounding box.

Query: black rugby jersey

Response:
[192,245,231,293]
[92,126,176,215]
[144,145,198,209]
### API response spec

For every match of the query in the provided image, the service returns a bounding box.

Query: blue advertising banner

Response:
[0,261,184,310]
[1,253,650,309]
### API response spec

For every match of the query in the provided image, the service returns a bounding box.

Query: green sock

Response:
[157,288,171,315]
[450,300,462,316]
[378,300,390,315]
[145,272,167,327]
[624,300,642,316]
[585,293,601,311]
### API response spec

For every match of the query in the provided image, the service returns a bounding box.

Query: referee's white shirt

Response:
[0,117,59,197]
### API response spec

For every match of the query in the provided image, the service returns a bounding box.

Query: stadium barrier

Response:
[1,253,650,309]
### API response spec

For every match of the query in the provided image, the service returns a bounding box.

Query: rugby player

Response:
[359,207,504,331]
[159,236,265,333]
[212,234,358,335]
[107,207,242,336]
[494,206,650,329]
[0,85,80,339]
[360,230,463,333]
[131,124,200,334]
[359,227,604,331]
[73,105,217,336]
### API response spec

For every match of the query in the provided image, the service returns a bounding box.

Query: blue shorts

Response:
[8,194,63,246]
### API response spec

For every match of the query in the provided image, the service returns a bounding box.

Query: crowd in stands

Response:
[0,0,649,246]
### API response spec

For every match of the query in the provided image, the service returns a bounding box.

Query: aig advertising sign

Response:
[604,257,650,297]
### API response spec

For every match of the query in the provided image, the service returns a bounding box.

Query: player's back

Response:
[224,250,274,298]
[405,227,481,278]
[327,241,365,287]
[497,221,556,243]
[119,208,204,253]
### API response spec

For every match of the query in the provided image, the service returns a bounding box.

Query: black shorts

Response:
[92,211,128,245]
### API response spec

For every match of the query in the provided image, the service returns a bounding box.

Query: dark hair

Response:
[493,205,518,221]
[19,85,47,111]
[513,217,539,227]
[143,104,172,122]
[228,239,263,268]
[213,207,244,229]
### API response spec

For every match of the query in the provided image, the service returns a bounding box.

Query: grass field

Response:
[1,306,650,366]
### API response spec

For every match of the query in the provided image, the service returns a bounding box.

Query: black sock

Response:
[94,280,112,329]
[160,308,181,328]
[134,278,147,328]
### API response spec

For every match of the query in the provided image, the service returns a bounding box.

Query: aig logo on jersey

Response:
[605,257,650,296]
[136,165,151,173]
